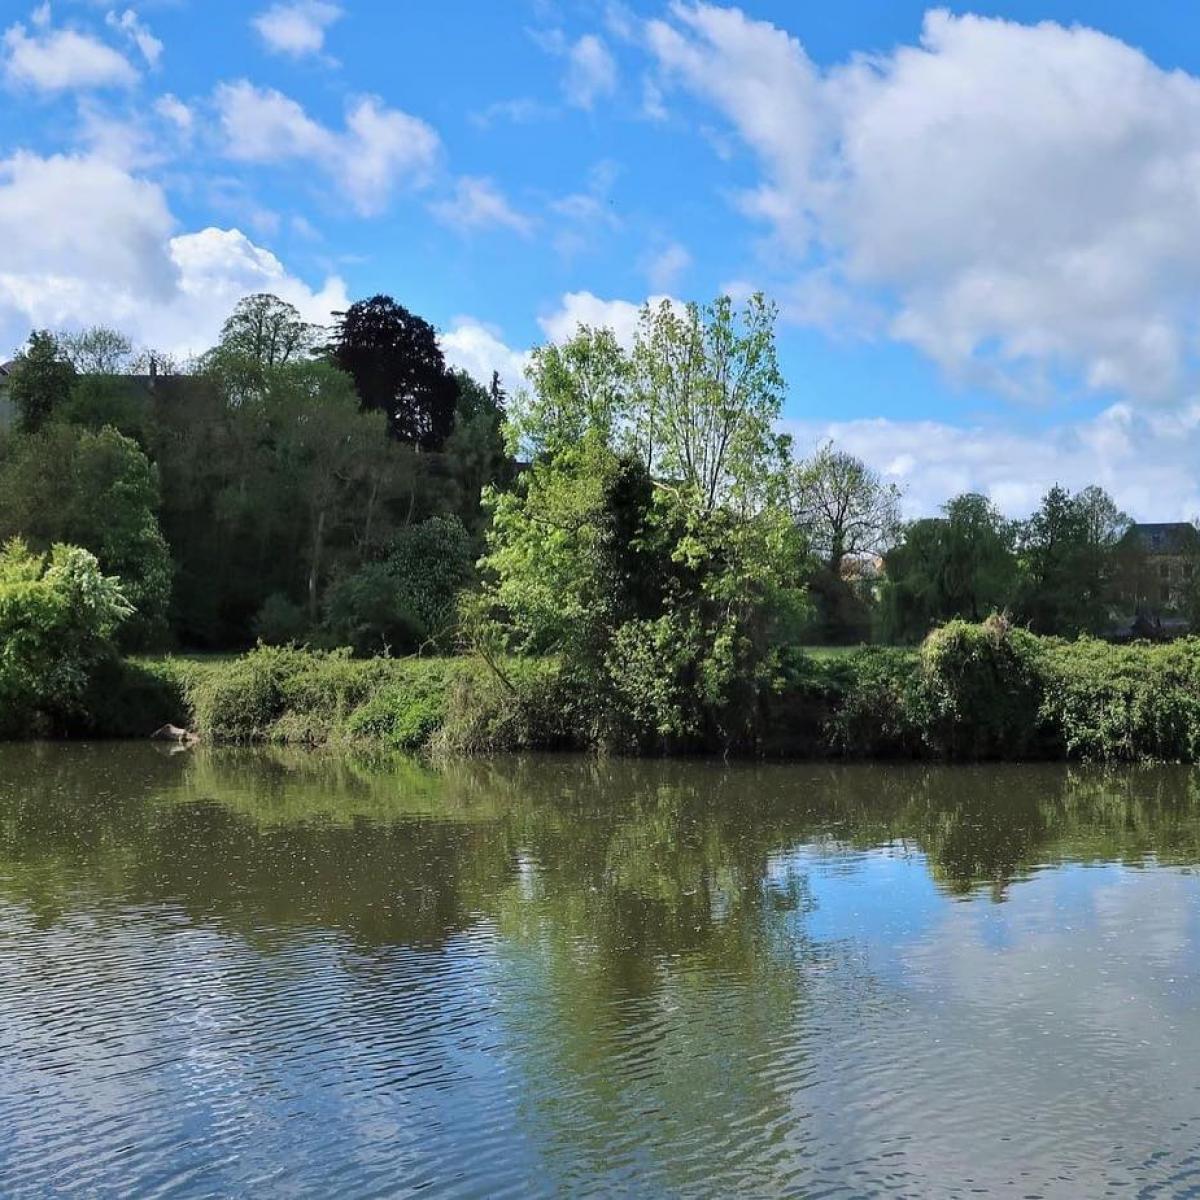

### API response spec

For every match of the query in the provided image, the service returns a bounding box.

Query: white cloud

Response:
[252,1,342,59]
[538,290,678,347]
[431,176,533,237]
[441,319,531,393]
[104,9,161,68]
[565,34,617,109]
[154,93,192,133]
[785,405,1200,523]
[644,240,691,290]
[0,151,346,361]
[648,5,1200,402]
[215,81,440,216]
[3,16,137,91]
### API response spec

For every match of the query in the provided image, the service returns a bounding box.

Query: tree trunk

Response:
[308,507,326,622]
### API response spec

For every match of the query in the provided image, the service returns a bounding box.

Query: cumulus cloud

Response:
[105,9,162,68]
[538,290,679,347]
[441,319,531,393]
[252,1,342,59]
[215,81,440,216]
[784,405,1200,523]
[648,5,1200,402]
[431,177,533,237]
[3,15,138,91]
[0,151,346,360]
[565,33,618,109]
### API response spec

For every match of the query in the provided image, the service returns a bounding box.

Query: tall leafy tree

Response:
[7,331,76,433]
[216,293,319,369]
[479,293,808,749]
[791,444,902,575]
[57,327,134,375]
[1015,484,1128,635]
[880,493,1018,642]
[329,295,458,449]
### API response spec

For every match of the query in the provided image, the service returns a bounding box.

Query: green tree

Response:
[57,326,134,374]
[7,331,76,433]
[880,493,1017,642]
[1015,484,1129,635]
[442,370,514,534]
[0,425,172,648]
[0,538,130,735]
[478,294,808,750]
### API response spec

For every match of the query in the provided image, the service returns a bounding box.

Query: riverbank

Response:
[71,620,1200,763]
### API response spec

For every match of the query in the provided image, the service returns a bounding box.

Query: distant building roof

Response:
[0,360,13,376]
[1123,522,1200,555]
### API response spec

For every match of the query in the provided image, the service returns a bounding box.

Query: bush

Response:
[253,593,310,646]
[919,615,1045,758]
[0,538,130,737]
[1038,637,1200,762]
[322,565,422,656]
[81,657,189,738]
[432,658,586,755]
[345,662,457,752]
[819,646,926,758]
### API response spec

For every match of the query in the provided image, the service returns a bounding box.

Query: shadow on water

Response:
[3,745,1200,1196]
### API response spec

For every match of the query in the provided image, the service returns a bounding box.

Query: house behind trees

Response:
[1113,522,1200,626]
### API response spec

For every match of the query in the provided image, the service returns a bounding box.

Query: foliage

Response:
[323,514,472,655]
[253,593,310,646]
[879,493,1018,642]
[0,538,130,736]
[7,331,76,433]
[1014,485,1128,636]
[791,443,903,573]
[480,293,808,751]
[1037,637,1200,762]
[57,326,134,375]
[323,563,423,656]
[918,616,1045,758]
[0,424,172,648]
[329,294,458,449]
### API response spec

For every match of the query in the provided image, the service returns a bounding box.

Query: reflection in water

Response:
[2,746,1200,1195]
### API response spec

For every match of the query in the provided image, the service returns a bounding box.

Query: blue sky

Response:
[3,0,1200,517]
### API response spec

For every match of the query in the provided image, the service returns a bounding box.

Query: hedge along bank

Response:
[60,618,1200,764]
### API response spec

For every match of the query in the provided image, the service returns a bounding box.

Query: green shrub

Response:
[322,565,422,656]
[0,538,130,737]
[81,657,189,738]
[253,593,309,646]
[1038,637,1200,762]
[919,615,1045,758]
[345,664,456,752]
[432,658,585,755]
[820,646,926,757]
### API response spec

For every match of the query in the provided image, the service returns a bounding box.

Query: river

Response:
[2,743,1200,1196]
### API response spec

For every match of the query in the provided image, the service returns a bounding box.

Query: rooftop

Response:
[1123,522,1200,555]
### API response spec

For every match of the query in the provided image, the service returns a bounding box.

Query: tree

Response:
[791,444,902,576]
[442,370,513,534]
[880,493,1018,642]
[1015,484,1129,635]
[57,326,134,374]
[478,294,808,750]
[0,538,130,735]
[329,295,458,449]
[217,293,319,369]
[7,331,76,433]
[0,425,173,648]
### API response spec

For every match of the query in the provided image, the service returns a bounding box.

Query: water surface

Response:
[2,745,1200,1196]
